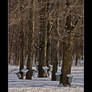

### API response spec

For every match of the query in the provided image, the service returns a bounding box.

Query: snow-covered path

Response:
[8,65,84,92]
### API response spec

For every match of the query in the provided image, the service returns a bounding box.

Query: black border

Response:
[0,0,90,92]
[84,0,91,92]
[0,0,8,91]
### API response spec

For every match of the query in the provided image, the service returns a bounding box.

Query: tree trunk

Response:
[46,21,51,75]
[75,55,78,66]
[60,38,73,85]
[19,21,24,79]
[51,39,58,81]
[38,0,47,77]
[26,2,34,80]
[60,14,79,86]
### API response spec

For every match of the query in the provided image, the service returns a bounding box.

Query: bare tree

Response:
[59,0,83,86]
[38,0,48,77]
[26,0,34,80]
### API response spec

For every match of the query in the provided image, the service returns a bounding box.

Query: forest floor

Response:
[8,63,84,92]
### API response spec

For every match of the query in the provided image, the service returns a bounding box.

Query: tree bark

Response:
[75,55,78,66]
[51,39,58,81]
[60,36,73,85]
[19,21,24,79]
[60,14,79,86]
[38,0,47,77]
[26,2,34,80]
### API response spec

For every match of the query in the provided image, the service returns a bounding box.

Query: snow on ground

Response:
[8,64,84,92]
[9,87,83,92]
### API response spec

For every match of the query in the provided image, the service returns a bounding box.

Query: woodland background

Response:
[8,0,84,86]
